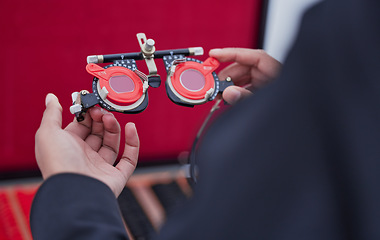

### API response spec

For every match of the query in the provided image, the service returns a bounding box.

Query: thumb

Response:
[40,93,63,129]
[222,86,253,105]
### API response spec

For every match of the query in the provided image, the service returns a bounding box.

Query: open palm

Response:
[35,94,139,197]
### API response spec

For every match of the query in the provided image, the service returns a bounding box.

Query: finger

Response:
[210,48,281,78]
[219,63,276,90]
[250,67,274,88]
[115,123,139,181]
[222,86,253,105]
[84,108,112,152]
[65,111,93,140]
[65,107,107,140]
[218,62,252,86]
[65,108,103,141]
[98,113,121,165]
[40,93,63,129]
[209,48,263,64]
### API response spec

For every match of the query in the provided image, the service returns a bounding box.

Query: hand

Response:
[209,48,282,104]
[35,93,139,197]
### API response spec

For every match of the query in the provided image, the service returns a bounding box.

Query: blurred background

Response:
[0,0,265,176]
[0,0,323,176]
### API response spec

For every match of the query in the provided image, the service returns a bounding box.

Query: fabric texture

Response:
[30,174,128,240]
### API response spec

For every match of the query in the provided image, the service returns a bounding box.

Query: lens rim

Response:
[169,61,215,101]
[97,66,143,104]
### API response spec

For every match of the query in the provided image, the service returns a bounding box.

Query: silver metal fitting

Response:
[70,104,83,114]
[87,55,104,64]
[189,47,204,56]
[145,39,155,52]
[99,87,109,100]
[205,88,215,99]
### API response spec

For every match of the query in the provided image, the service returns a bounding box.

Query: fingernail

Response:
[45,93,55,106]
[126,122,137,131]
[209,48,222,55]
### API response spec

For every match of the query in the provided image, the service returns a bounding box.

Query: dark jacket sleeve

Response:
[30,173,128,240]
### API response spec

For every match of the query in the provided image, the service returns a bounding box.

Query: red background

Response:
[0,0,263,174]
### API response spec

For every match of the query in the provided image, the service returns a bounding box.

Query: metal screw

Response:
[145,39,155,52]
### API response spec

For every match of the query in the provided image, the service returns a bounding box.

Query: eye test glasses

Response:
[70,33,233,121]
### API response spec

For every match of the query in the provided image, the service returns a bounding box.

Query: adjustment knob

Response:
[145,39,155,52]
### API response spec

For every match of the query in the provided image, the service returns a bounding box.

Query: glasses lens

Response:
[109,75,135,93]
[180,69,205,92]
